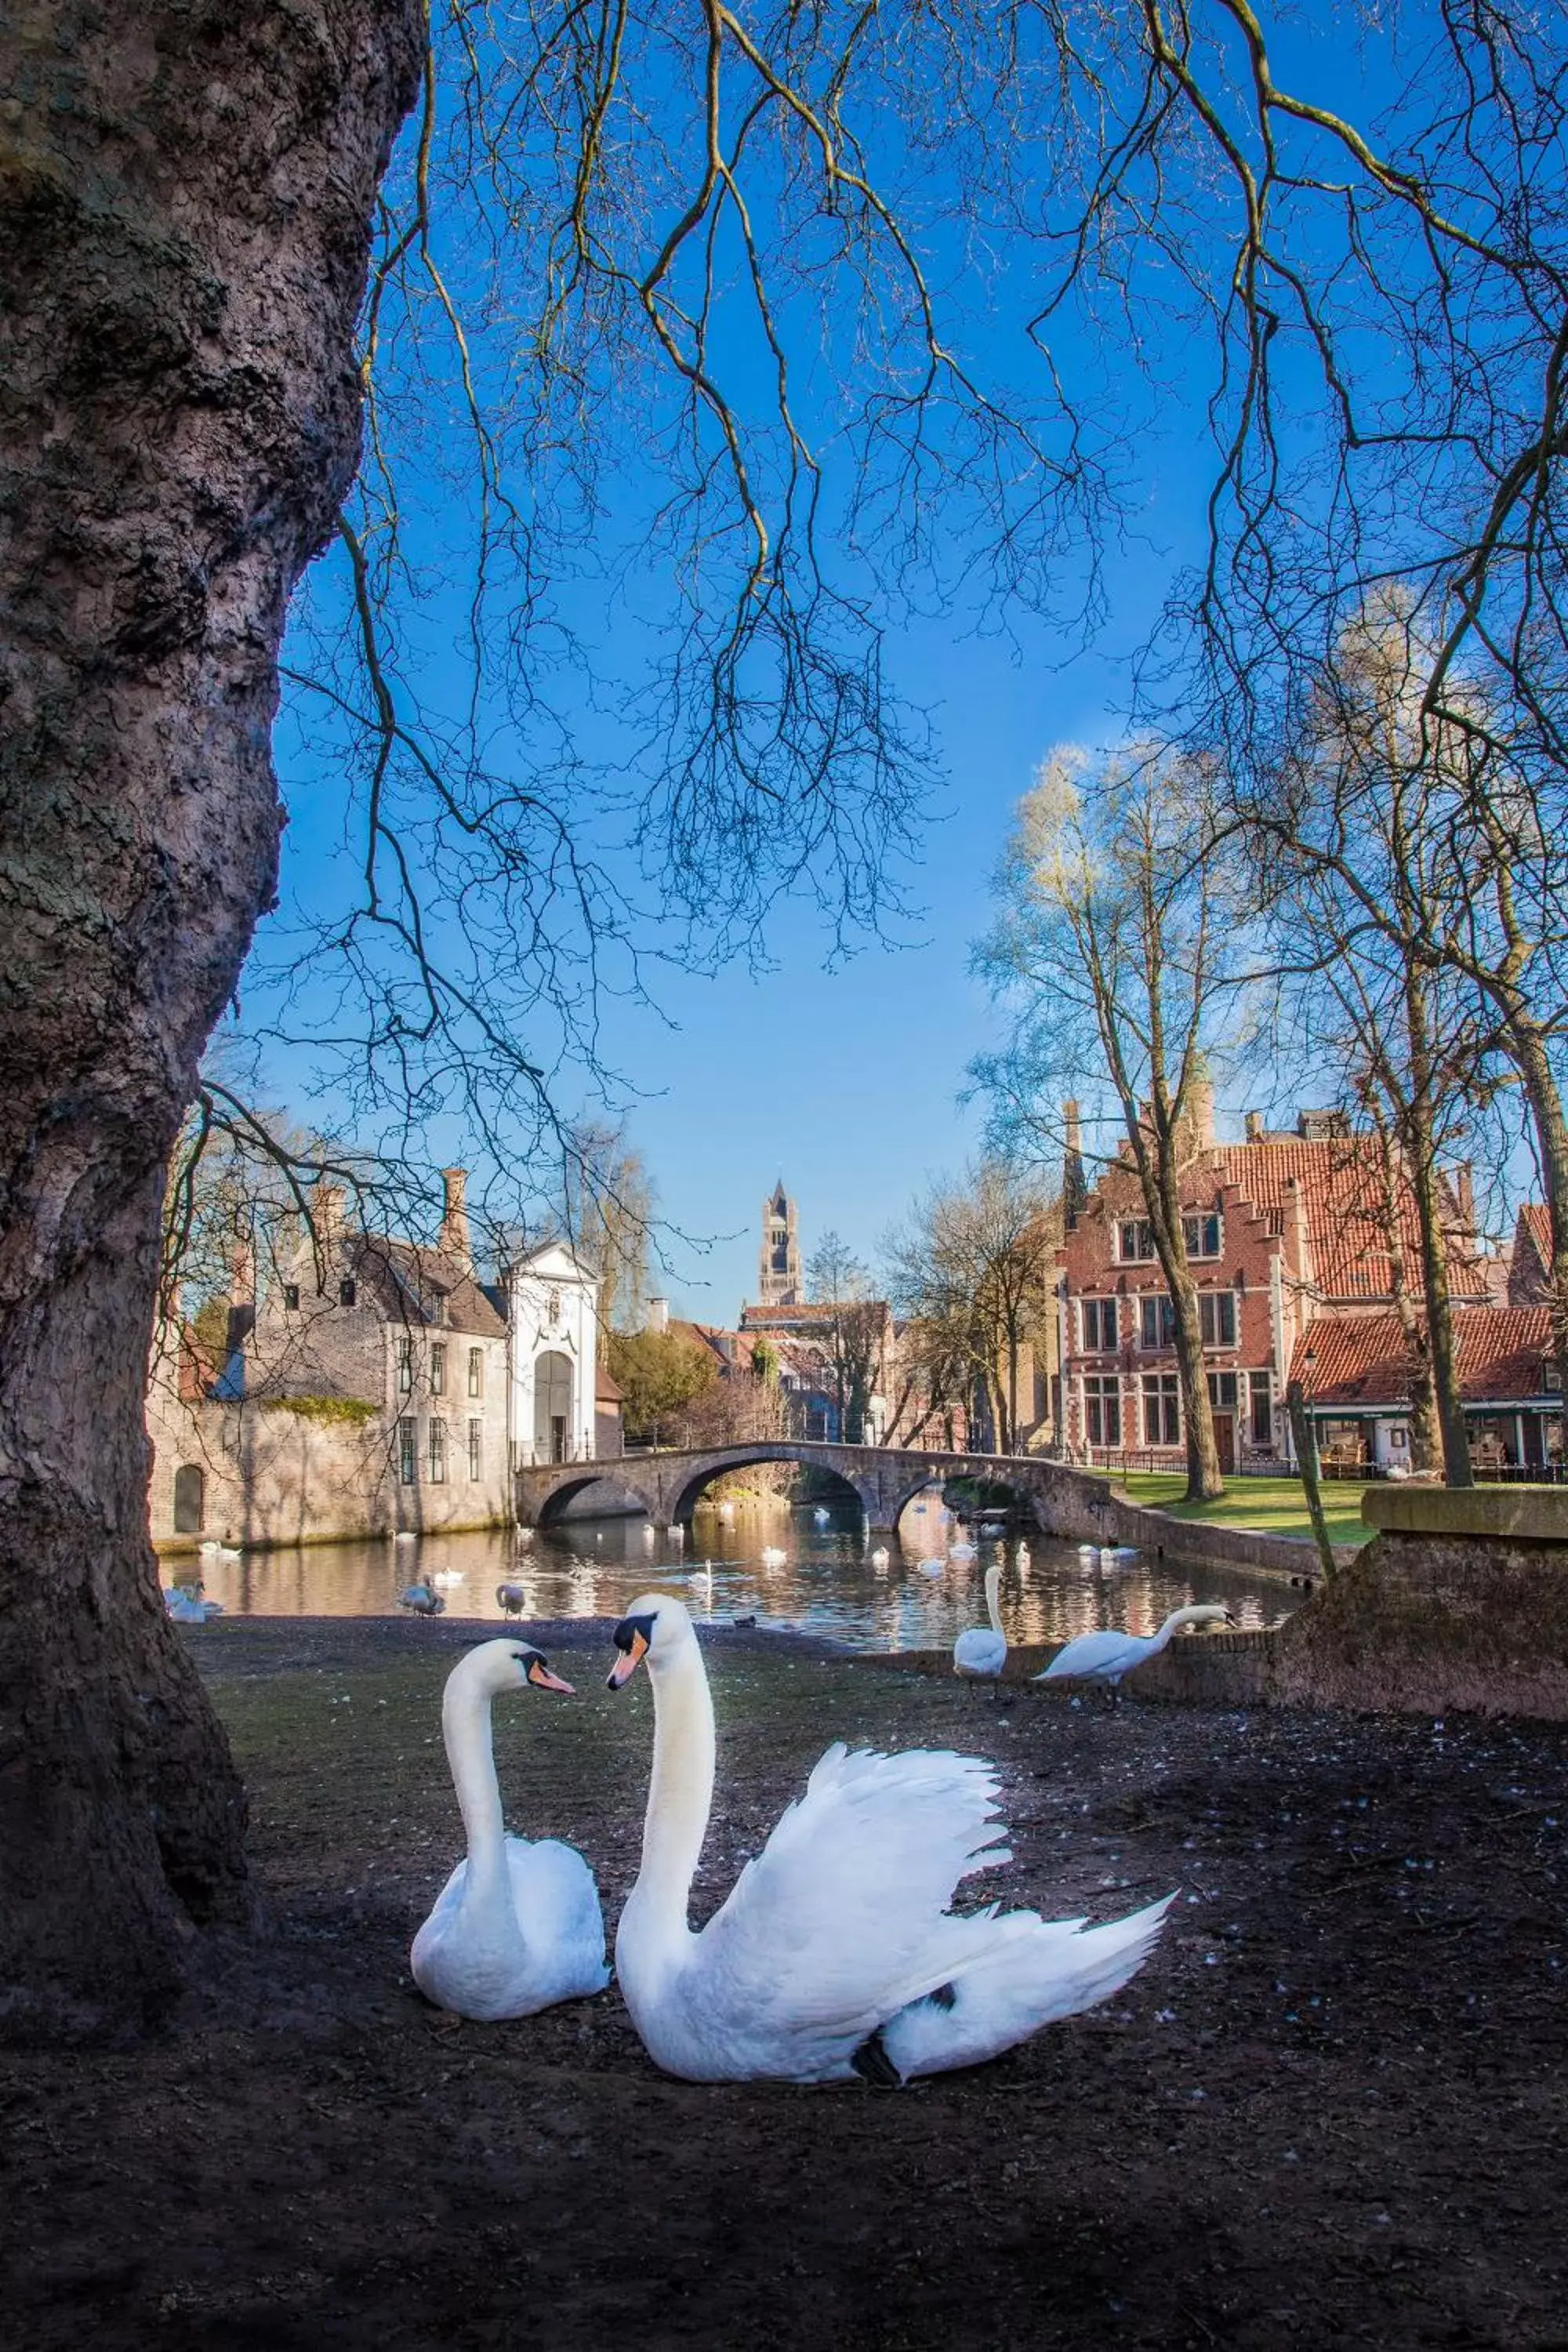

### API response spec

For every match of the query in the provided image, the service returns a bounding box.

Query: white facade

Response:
[508,1241,601,1465]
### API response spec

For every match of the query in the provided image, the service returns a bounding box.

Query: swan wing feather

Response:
[692,1743,1014,2041]
[953,1629,1007,1675]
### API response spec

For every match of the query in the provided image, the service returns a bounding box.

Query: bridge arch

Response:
[886,1467,1048,1537]
[665,1445,874,1527]
[533,1468,659,1528]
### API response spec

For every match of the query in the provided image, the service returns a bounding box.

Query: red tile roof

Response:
[1210,1138,1488,1301]
[1520,1203,1552,1263]
[1289,1308,1557,1406]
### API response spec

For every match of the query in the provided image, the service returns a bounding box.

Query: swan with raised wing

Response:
[604,1594,1173,2085]
[1035,1603,1234,1693]
[411,1639,610,2020]
[953,1560,1007,1679]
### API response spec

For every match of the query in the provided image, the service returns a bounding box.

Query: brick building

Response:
[148,1171,514,1547]
[1057,1092,1491,1475]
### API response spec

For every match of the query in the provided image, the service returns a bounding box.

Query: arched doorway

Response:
[172,1463,206,1535]
[533,1350,574,1462]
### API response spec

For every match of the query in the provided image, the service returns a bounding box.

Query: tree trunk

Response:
[0,1,423,2036]
[1497,1013,1568,1465]
[1168,1274,1224,1501]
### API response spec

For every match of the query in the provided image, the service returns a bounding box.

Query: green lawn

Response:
[1113,1470,1372,1546]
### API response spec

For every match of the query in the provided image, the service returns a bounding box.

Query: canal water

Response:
[169,1494,1303,1653]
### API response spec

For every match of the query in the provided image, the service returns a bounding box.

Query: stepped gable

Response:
[1210,1136,1488,1303]
[1290,1307,1555,1406]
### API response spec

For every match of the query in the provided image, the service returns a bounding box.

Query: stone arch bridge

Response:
[514,1440,1117,1542]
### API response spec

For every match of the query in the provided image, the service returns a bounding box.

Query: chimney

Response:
[226,1235,256,1353]
[439,1167,473,1272]
[315,1183,345,1240]
[1062,1100,1087,1230]
[1244,1110,1264,1144]
[647,1295,670,1335]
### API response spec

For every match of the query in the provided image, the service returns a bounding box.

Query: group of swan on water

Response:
[408,1599,1175,2085]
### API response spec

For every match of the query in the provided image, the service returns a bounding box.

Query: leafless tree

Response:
[974,745,1254,1499]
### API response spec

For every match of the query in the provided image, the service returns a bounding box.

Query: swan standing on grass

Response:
[604,1594,1173,2085]
[953,1561,1007,1679]
[1035,1603,1235,1694]
[399,1583,445,1617]
[412,1639,610,2020]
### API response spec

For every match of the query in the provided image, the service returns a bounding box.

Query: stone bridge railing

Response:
[514,1439,1120,1540]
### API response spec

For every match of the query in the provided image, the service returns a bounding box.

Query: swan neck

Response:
[444,1675,508,1894]
[985,1565,1004,1637]
[634,1632,716,1937]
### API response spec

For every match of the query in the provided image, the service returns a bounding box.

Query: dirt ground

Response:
[4,1614,1566,2351]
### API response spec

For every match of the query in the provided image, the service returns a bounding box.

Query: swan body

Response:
[394,1530,418,1545]
[400,1583,445,1617]
[813,1508,830,1526]
[1015,1544,1031,1570]
[495,1582,528,1617]
[869,1547,890,1567]
[411,1639,609,2020]
[949,1541,977,1562]
[760,1545,787,1566]
[604,1594,1173,2085]
[430,1570,464,1588]
[953,1563,1007,1679]
[916,1557,946,1579]
[1036,1603,1234,1689]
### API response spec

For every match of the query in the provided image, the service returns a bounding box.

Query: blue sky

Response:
[249,10,1483,1319]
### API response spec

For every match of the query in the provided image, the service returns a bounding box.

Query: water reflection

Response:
[169,1495,1302,1651]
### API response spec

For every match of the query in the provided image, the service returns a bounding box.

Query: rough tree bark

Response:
[0,1,422,2034]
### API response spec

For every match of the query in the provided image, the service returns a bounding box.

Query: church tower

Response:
[757,1180,801,1306]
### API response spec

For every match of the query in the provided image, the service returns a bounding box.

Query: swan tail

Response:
[880,1891,1176,2080]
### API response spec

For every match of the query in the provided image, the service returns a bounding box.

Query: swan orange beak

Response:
[526,1660,575,1696]
[606,1628,648,1690]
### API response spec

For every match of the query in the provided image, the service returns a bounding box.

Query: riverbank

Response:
[1114,1471,1373,1546]
[3,1614,1564,2349]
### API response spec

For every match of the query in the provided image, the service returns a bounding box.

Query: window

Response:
[430,1341,446,1395]
[429,1417,448,1483]
[1267,1209,1284,1237]
[1207,1370,1239,1410]
[397,1334,413,1392]
[1142,1373,1181,1446]
[398,1416,417,1485]
[1250,1370,1273,1445]
[1139,1294,1177,1348]
[1080,1297,1118,1352]
[1183,1211,1222,1258]
[1083,1374,1121,1447]
[1118,1219,1156,1262]
[467,1417,482,1481]
[1198,1291,1237,1347]
[283,1283,300,1312]
[467,1345,485,1398]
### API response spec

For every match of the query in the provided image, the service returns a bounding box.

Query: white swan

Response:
[869,1547,891,1567]
[430,1569,464,1588]
[916,1557,946,1579]
[953,1562,1007,1679]
[949,1540,977,1563]
[813,1506,830,1526]
[394,1529,418,1545]
[760,1545,787,1566]
[399,1583,445,1617]
[495,1581,528,1617]
[1035,1603,1235,1690]
[1015,1543,1031,1570]
[604,1595,1172,2085]
[411,1639,609,2020]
